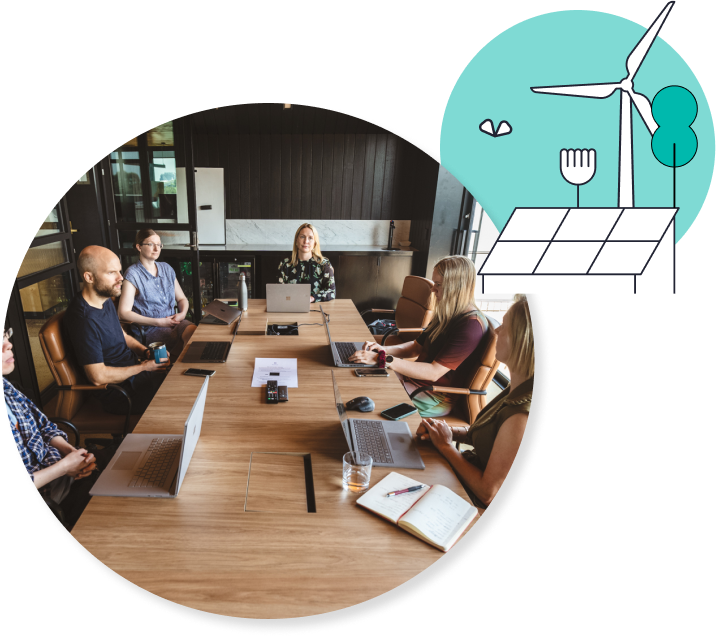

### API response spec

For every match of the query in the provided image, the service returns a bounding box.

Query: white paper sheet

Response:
[251,358,299,388]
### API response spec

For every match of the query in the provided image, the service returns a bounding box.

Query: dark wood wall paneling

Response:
[191,104,438,222]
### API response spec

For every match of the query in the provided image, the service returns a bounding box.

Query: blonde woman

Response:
[349,255,487,418]
[417,295,533,508]
[278,223,336,302]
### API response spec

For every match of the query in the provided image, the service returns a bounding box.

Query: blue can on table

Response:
[149,342,168,363]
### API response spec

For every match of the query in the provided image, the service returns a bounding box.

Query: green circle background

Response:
[440,10,714,242]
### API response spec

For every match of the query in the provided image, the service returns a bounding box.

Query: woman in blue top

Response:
[118,229,192,357]
[278,223,336,302]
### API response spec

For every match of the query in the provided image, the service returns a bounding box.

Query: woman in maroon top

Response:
[349,255,487,417]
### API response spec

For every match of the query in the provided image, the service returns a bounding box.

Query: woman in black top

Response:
[417,295,534,508]
[278,223,336,303]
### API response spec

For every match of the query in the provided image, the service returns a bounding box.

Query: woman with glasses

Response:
[118,229,192,357]
[278,223,336,302]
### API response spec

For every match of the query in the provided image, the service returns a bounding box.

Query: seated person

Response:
[278,222,336,302]
[4,324,96,509]
[349,255,487,417]
[64,246,170,415]
[416,295,533,509]
[118,229,192,358]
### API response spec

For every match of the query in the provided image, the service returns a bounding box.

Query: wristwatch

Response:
[385,354,394,368]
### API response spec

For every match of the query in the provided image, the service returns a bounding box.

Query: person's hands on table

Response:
[62,448,97,479]
[416,418,454,453]
[348,348,379,365]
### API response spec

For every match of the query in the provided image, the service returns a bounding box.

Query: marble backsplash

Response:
[225,219,411,246]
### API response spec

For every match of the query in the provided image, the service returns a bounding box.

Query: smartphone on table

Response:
[183,368,217,377]
[381,403,418,420]
[354,368,389,377]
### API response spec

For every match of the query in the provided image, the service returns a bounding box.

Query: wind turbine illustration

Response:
[531,2,674,208]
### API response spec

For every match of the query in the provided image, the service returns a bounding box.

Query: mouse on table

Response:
[345,396,375,413]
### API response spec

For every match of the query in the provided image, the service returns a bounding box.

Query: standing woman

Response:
[278,223,336,302]
[349,255,487,418]
[416,295,533,508]
[118,229,193,358]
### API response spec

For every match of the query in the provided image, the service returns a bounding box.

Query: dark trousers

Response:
[103,370,167,415]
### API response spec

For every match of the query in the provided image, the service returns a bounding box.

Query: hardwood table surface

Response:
[72,299,480,619]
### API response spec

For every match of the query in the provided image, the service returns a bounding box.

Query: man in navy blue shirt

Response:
[64,246,171,415]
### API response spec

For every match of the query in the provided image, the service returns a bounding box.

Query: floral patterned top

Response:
[278,257,336,302]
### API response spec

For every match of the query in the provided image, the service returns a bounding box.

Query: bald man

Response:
[63,246,170,415]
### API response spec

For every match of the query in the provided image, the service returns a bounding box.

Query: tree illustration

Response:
[651,85,698,207]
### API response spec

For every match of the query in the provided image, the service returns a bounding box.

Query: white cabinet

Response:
[177,167,226,245]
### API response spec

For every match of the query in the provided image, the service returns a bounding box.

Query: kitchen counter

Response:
[163,244,415,256]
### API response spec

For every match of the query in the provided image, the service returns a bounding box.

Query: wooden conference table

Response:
[72,299,479,619]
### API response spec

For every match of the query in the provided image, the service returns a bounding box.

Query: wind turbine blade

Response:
[626,2,674,80]
[531,83,620,99]
[629,90,658,135]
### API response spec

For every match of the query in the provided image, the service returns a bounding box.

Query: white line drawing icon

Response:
[479,119,512,137]
[560,149,596,207]
[478,3,682,295]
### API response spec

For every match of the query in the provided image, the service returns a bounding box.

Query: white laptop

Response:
[266,283,311,313]
[90,377,209,498]
[332,371,424,469]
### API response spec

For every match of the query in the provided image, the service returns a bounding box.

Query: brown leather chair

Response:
[361,275,435,346]
[38,310,138,439]
[408,314,500,425]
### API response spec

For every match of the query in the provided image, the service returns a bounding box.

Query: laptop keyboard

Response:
[128,438,182,488]
[353,420,394,464]
[201,341,228,361]
[335,342,358,365]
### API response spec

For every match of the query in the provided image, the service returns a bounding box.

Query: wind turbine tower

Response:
[531,2,674,208]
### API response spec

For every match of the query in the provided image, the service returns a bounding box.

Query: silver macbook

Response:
[267,283,311,313]
[90,377,209,498]
[319,305,371,367]
[332,371,424,470]
[200,299,242,325]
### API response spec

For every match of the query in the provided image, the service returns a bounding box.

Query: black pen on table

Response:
[385,485,427,497]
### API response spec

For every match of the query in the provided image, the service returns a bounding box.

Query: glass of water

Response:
[342,451,373,492]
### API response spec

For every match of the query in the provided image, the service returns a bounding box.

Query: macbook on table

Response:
[90,376,210,498]
[199,299,242,325]
[266,283,311,313]
[332,370,424,470]
[320,305,372,368]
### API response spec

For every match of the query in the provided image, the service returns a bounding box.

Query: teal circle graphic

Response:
[651,86,698,168]
[440,10,714,242]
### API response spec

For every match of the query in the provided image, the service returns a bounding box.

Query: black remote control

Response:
[266,380,279,404]
[278,386,288,402]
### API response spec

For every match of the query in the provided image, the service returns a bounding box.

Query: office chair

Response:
[38,311,138,442]
[409,314,500,427]
[360,275,435,346]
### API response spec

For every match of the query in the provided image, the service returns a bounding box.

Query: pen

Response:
[385,485,427,497]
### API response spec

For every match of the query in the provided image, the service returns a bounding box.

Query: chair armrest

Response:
[409,386,487,400]
[50,418,80,447]
[359,308,396,318]
[59,383,133,437]
[384,326,426,340]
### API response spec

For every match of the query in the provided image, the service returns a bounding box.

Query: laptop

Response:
[266,283,311,313]
[90,376,210,497]
[319,305,371,367]
[182,326,237,364]
[200,300,242,325]
[332,371,424,469]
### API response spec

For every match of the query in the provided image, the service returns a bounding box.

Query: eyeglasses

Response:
[141,242,163,249]
[3,327,12,342]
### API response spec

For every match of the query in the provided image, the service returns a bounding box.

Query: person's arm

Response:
[171,278,189,322]
[84,332,169,386]
[312,260,336,303]
[349,339,449,382]
[118,280,175,328]
[418,414,528,506]
[32,447,97,489]
[278,259,291,284]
